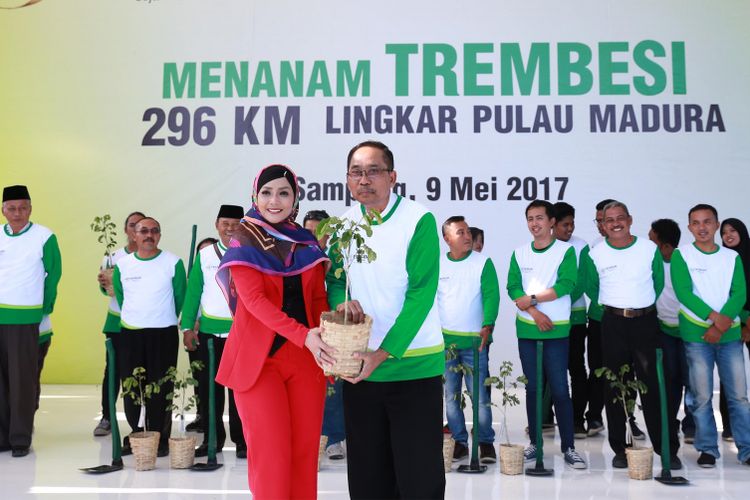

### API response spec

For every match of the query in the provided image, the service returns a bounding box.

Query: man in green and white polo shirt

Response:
[93,210,145,437]
[181,204,247,458]
[113,216,186,456]
[327,141,445,499]
[582,200,680,469]
[0,185,62,458]
[508,200,586,469]
[670,204,750,467]
[439,215,499,464]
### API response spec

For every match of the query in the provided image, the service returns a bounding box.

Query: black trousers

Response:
[35,338,51,410]
[343,376,445,500]
[600,310,679,456]
[195,333,245,448]
[0,323,39,449]
[584,319,605,423]
[100,332,122,421]
[119,326,178,446]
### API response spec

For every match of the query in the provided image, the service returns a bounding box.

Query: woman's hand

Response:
[305,327,337,368]
[335,300,365,323]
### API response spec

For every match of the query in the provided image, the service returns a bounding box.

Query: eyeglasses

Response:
[347,167,391,180]
[137,228,161,235]
[604,215,629,224]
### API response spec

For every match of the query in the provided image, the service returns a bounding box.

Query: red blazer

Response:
[216,263,330,392]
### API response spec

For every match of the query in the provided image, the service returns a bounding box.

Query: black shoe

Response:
[612,453,628,468]
[236,445,247,459]
[121,437,132,456]
[630,420,646,441]
[587,420,604,437]
[479,443,497,464]
[722,428,734,442]
[194,443,224,457]
[452,442,469,462]
[697,452,716,468]
[670,455,682,470]
[186,416,204,433]
[11,447,30,458]
[157,443,169,458]
[574,424,588,439]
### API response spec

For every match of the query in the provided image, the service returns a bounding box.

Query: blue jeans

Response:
[660,333,695,435]
[519,337,574,452]
[685,340,750,461]
[444,346,495,444]
[322,378,345,445]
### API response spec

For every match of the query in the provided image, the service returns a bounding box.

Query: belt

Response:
[604,305,655,319]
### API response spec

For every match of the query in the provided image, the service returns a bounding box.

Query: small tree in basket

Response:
[315,210,382,324]
[596,364,648,447]
[162,361,204,437]
[122,366,164,430]
[485,360,528,446]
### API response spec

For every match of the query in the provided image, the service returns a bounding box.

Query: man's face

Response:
[603,206,632,241]
[472,233,484,253]
[134,219,161,253]
[595,209,607,237]
[444,221,473,256]
[526,207,554,239]
[304,219,329,250]
[2,199,31,229]
[347,146,396,212]
[554,215,575,242]
[688,209,719,246]
[125,213,145,246]
[215,217,240,247]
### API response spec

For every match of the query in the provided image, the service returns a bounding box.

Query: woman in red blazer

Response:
[216,164,335,499]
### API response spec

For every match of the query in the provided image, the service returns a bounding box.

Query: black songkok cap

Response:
[3,185,30,202]
[217,204,244,219]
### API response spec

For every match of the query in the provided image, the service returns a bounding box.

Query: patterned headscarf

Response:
[216,164,329,314]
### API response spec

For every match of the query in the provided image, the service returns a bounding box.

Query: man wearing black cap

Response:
[0,185,62,457]
[181,205,247,458]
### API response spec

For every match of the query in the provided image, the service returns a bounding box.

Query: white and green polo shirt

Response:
[671,243,746,343]
[567,235,589,326]
[0,222,62,324]
[180,242,232,335]
[507,239,577,339]
[656,261,681,337]
[438,250,499,350]
[101,247,131,334]
[327,193,444,382]
[113,250,186,330]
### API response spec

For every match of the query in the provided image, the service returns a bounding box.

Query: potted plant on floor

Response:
[121,366,164,471]
[316,210,381,377]
[162,361,203,469]
[91,214,118,296]
[485,360,527,475]
[596,364,651,480]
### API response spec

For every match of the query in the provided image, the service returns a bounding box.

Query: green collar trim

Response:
[3,222,32,237]
[606,235,637,250]
[692,242,719,255]
[531,239,555,253]
[447,250,472,262]
[134,250,162,261]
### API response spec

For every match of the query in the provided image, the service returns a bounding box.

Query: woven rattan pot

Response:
[320,312,372,377]
[169,436,197,469]
[442,434,456,473]
[130,431,160,471]
[499,443,525,475]
[318,435,328,471]
[626,447,653,480]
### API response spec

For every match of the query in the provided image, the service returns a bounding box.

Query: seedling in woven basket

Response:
[485,360,527,446]
[162,361,204,437]
[596,364,648,447]
[122,366,164,430]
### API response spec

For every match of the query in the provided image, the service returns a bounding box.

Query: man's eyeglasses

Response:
[604,215,628,225]
[347,167,391,180]
[137,228,161,235]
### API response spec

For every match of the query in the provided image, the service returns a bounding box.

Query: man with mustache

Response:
[113,217,186,456]
[582,201,680,469]
[0,185,62,458]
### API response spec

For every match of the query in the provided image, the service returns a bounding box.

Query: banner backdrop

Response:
[1,0,748,383]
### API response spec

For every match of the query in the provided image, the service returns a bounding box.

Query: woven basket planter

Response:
[130,431,160,471]
[169,436,197,469]
[318,435,328,471]
[626,447,653,480]
[320,312,372,378]
[442,434,455,473]
[499,443,525,475]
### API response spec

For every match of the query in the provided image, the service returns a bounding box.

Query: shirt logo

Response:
[124,276,142,282]
[689,267,708,274]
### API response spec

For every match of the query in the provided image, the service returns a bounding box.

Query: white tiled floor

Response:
[3,385,748,499]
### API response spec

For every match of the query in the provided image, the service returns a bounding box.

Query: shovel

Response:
[526,340,553,476]
[192,338,223,471]
[81,338,123,473]
[457,336,487,474]
[654,348,689,485]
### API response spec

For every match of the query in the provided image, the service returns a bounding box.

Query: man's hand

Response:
[709,311,733,333]
[741,324,750,343]
[515,295,532,311]
[342,348,389,384]
[182,329,199,351]
[335,300,365,324]
[529,308,553,332]
[478,325,493,351]
[702,325,722,344]
[305,327,337,367]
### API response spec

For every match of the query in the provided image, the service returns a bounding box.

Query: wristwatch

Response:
[530,294,538,306]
